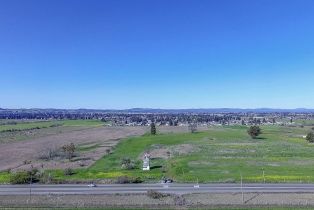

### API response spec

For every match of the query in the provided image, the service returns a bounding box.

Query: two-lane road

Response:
[2,184,314,195]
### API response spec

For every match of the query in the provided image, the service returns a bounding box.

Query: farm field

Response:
[0,119,106,143]
[48,124,314,184]
[0,120,148,172]
[0,120,201,181]
[1,120,314,184]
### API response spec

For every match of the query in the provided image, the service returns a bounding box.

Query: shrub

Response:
[79,162,85,167]
[64,168,74,176]
[5,168,11,174]
[147,190,168,199]
[132,177,143,183]
[161,165,167,173]
[115,176,142,184]
[39,173,54,184]
[116,176,131,184]
[37,147,61,160]
[10,169,41,184]
[23,160,32,165]
[306,132,314,143]
[174,195,186,205]
[10,171,30,184]
[121,157,135,170]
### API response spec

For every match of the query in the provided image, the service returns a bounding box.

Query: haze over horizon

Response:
[1,107,314,111]
[1,0,314,109]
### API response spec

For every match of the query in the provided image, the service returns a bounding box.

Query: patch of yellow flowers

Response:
[246,175,312,182]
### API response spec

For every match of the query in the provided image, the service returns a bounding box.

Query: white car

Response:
[87,183,97,187]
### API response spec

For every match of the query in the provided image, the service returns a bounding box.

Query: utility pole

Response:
[262,169,265,183]
[29,173,32,204]
[241,173,244,204]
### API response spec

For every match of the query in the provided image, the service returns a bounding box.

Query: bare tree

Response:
[188,123,197,133]
[62,143,76,161]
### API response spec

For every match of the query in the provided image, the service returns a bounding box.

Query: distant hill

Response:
[1,108,314,113]
[123,108,314,113]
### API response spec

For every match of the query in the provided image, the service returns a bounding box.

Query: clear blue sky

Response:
[1,0,314,109]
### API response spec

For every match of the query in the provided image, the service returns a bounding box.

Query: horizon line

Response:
[1,107,314,110]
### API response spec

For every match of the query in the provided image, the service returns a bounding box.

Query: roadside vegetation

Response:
[3,207,314,210]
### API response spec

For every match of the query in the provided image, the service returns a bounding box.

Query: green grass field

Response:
[0,121,61,132]
[48,124,314,183]
[0,119,106,132]
[295,119,314,126]
[60,119,107,127]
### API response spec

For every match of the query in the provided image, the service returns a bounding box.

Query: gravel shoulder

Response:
[0,192,314,208]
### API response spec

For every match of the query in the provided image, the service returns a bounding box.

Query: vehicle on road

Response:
[161,177,173,183]
[87,183,97,187]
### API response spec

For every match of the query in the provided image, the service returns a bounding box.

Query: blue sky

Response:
[1,0,314,109]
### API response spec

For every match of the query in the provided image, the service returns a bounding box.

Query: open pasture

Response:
[1,120,314,184]
[50,124,314,183]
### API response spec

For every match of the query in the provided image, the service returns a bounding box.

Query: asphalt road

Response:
[2,183,314,195]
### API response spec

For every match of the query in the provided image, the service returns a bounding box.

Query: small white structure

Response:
[142,153,150,171]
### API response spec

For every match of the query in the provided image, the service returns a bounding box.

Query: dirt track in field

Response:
[0,126,148,171]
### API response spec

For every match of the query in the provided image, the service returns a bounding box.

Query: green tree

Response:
[306,132,314,143]
[151,122,156,135]
[247,126,261,139]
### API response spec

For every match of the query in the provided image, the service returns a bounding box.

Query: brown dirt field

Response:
[0,125,201,171]
[1,193,314,208]
[0,126,148,171]
[0,126,92,143]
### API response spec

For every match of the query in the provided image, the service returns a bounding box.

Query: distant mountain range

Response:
[1,108,314,113]
[123,108,314,113]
